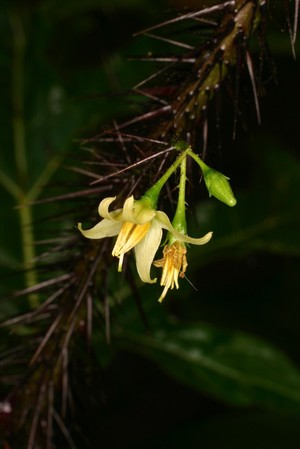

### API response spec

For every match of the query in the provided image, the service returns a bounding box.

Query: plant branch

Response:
[0,169,23,200]
[9,9,39,307]
[27,155,63,203]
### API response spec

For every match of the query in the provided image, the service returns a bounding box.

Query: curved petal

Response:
[156,211,213,245]
[121,196,136,222]
[98,197,122,221]
[78,220,122,239]
[178,230,213,245]
[134,219,162,283]
[155,210,177,230]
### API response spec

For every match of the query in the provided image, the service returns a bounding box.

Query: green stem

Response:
[0,169,23,200]
[141,150,187,208]
[186,148,208,173]
[19,199,39,307]
[27,155,62,202]
[172,156,187,234]
[10,10,38,307]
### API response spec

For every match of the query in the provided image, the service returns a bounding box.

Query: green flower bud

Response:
[202,165,237,207]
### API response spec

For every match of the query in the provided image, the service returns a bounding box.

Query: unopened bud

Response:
[202,164,237,207]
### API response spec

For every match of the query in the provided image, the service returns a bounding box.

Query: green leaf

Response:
[117,322,300,412]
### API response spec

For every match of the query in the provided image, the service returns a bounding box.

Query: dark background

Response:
[0,1,300,448]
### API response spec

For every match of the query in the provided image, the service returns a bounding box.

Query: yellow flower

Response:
[154,241,188,303]
[154,236,212,302]
[78,195,212,284]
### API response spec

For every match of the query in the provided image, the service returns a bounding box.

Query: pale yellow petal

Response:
[121,196,136,222]
[134,219,162,283]
[177,230,213,245]
[78,220,122,239]
[156,211,213,245]
[98,196,122,221]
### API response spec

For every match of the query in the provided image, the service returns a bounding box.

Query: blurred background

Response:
[0,0,300,448]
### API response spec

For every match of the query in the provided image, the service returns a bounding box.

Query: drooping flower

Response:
[154,233,213,302]
[154,240,188,303]
[153,154,213,302]
[78,195,212,284]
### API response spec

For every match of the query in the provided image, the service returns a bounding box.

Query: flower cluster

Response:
[78,147,235,301]
[78,194,212,295]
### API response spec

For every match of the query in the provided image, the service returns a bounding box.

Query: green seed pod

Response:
[202,164,237,207]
